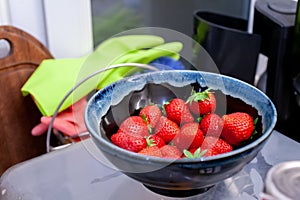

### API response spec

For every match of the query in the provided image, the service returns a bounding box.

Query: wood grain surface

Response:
[0,26,53,175]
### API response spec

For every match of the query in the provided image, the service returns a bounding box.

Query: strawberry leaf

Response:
[168,141,175,146]
[193,147,201,157]
[186,88,212,104]
[183,147,207,158]
[146,136,155,147]
[197,116,203,123]
[253,117,258,126]
[199,149,208,157]
[141,113,153,134]
[183,149,194,158]
[147,124,153,134]
[250,117,259,140]
[141,113,148,124]
[164,99,172,105]
[162,101,170,116]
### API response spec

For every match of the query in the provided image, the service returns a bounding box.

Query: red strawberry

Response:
[201,136,233,155]
[203,149,220,157]
[154,116,179,143]
[119,116,149,137]
[111,130,147,152]
[139,146,163,157]
[146,135,165,148]
[173,122,204,150]
[164,98,194,125]
[221,112,255,146]
[160,145,182,159]
[187,89,216,115]
[139,105,162,128]
[200,113,223,137]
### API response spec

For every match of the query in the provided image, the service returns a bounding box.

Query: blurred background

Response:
[90,0,251,46]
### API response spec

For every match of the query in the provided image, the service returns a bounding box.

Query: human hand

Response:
[31,97,87,137]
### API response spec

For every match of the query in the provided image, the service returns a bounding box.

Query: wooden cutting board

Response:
[0,26,53,175]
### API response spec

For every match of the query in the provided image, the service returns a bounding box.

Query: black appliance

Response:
[253,0,300,141]
[193,11,261,85]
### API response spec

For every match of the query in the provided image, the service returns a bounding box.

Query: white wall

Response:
[7,0,48,46]
[0,0,93,58]
[44,0,93,58]
[0,0,11,25]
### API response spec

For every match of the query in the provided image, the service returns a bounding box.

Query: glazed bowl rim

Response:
[85,70,277,163]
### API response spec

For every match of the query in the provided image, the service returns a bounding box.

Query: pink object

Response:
[31,97,87,137]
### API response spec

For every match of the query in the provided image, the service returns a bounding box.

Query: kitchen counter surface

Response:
[1,130,299,200]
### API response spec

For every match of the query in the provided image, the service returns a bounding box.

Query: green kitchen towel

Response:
[96,42,182,89]
[21,35,183,116]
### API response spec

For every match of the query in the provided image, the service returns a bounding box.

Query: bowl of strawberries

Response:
[85,70,277,197]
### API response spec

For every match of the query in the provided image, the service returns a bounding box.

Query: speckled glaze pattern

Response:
[84,70,277,197]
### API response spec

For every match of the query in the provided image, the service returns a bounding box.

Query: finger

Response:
[31,123,49,136]
[41,116,78,136]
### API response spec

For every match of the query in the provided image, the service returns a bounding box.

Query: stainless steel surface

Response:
[264,160,300,200]
[1,130,300,200]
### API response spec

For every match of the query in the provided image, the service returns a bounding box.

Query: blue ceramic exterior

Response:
[85,70,277,197]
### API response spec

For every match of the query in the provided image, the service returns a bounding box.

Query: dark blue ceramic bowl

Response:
[85,70,277,197]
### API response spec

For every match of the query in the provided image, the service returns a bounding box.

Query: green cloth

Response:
[21,35,183,116]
